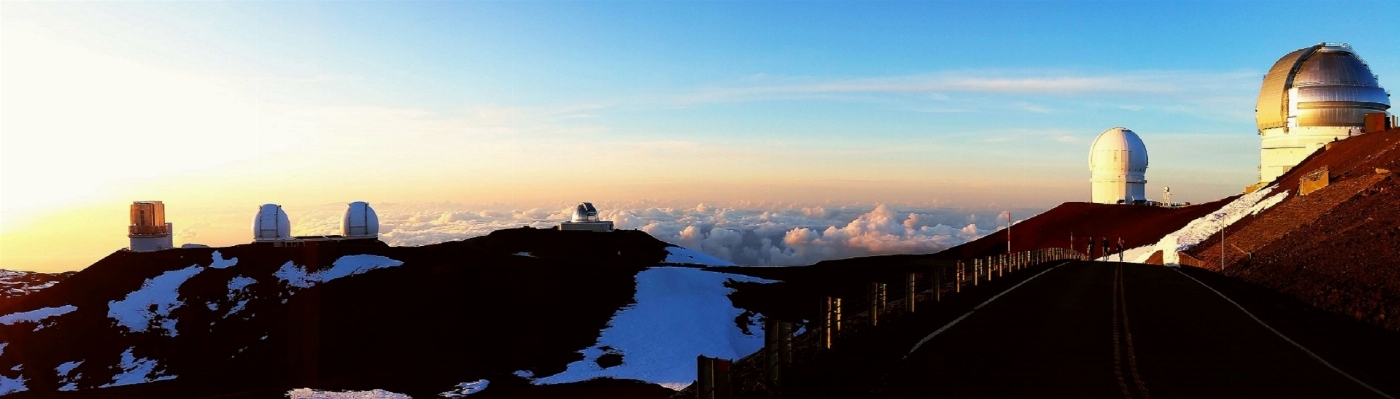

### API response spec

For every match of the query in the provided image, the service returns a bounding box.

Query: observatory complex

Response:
[252,201,381,246]
[128,201,174,251]
[1256,43,1392,183]
[1088,127,1150,204]
[559,202,614,232]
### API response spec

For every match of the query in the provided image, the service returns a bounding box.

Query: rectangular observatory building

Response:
[129,201,174,251]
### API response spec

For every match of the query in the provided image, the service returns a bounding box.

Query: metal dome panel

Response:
[1293,50,1381,87]
[253,204,291,241]
[1256,43,1389,132]
[1256,47,1314,131]
[342,201,380,237]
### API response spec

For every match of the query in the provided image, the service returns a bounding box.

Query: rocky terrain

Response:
[1184,128,1400,331]
[0,228,732,399]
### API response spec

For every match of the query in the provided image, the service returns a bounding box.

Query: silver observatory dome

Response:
[1255,43,1391,183]
[1256,43,1389,131]
[571,202,600,223]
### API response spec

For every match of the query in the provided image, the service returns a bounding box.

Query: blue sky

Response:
[3,1,1397,270]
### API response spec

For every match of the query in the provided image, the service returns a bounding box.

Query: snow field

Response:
[440,379,489,397]
[284,388,412,399]
[0,305,77,326]
[1143,187,1289,265]
[209,251,238,269]
[56,360,83,391]
[274,255,404,289]
[107,265,204,336]
[532,267,775,390]
[98,347,175,388]
[0,374,26,395]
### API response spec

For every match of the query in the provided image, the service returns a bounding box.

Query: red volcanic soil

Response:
[0,227,677,398]
[930,199,1232,261]
[1186,128,1400,331]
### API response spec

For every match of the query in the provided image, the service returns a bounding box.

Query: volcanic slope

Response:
[1182,128,1400,331]
[0,227,724,399]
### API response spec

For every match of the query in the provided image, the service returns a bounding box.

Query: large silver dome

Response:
[1255,43,1391,183]
[1256,43,1389,131]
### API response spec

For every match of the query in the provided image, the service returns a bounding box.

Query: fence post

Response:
[765,319,780,388]
[823,297,833,349]
[974,259,980,286]
[834,297,843,332]
[934,265,942,301]
[956,261,963,293]
[869,282,880,326]
[715,358,732,399]
[905,273,916,313]
[881,283,888,311]
[779,321,792,368]
[698,355,714,399]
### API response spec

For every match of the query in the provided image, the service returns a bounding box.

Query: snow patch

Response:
[56,360,83,391]
[107,265,203,336]
[209,251,238,269]
[0,342,5,357]
[99,347,176,388]
[664,246,738,266]
[284,388,412,399]
[513,252,534,257]
[274,255,404,289]
[512,370,533,378]
[0,374,27,395]
[440,379,489,397]
[0,305,77,325]
[533,267,775,389]
[221,276,259,317]
[1143,187,1289,264]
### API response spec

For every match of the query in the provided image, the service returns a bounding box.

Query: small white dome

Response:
[342,201,380,237]
[1089,127,1149,176]
[253,204,292,241]
[571,202,600,223]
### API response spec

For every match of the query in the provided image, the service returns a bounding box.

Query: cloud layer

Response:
[280,202,1022,266]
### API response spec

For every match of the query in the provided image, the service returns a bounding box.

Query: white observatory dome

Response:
[1089,127,1149,204]
[252,204,292,241]
[342,201,380,237]
[571,202,600,223]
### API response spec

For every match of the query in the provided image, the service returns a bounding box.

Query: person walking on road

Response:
[1101,237,1109,261]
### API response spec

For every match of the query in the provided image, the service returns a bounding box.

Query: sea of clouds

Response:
[276,202,1038,266]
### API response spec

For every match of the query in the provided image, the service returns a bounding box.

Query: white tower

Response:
[252,204,292,242]
[1256,43,1390,183]
[341,201,380,238]
[1089,127,1149,204]
[129,201,174,251]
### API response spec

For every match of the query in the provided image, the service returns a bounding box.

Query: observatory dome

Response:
[571,202,600,223]
[252,204,292,241]
[1089,127,1149,204]
[342,201,380,237]
[1256,43,1390,182]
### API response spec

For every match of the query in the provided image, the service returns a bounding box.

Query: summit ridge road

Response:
[878,261,1400,399]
